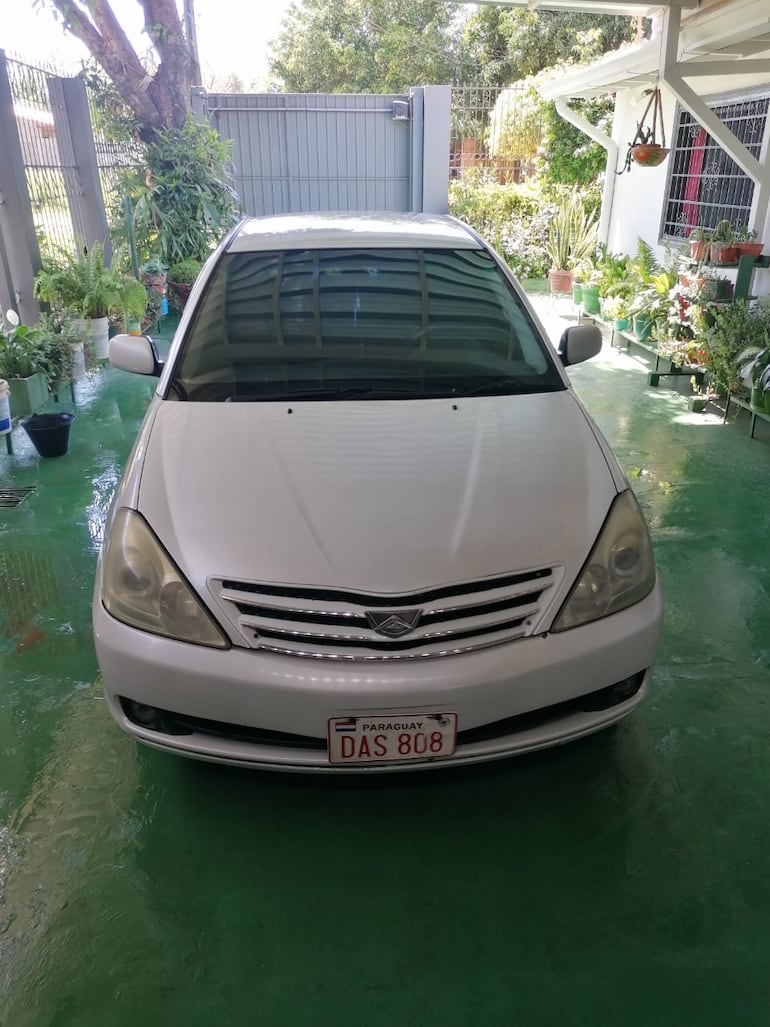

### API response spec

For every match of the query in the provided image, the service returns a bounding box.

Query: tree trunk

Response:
[45,0,197,138]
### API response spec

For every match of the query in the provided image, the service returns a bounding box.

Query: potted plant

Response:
[167,258,203,312]
[142,287,162,334]
[140,257,168,296]
[545,190,597,296]
[700,299,763,395]
[592,248,632,316]
[0,310,50,418]
[735,334,770,408]
[34,241,122,360]
[602,294,631,330]
[115,278,149,335]
[699,274,734,303]
[709,220,738,264]
[34,311,83,389]
[688,227,711,262]
[734,224,764,260]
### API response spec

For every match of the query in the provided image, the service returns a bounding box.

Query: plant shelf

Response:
[723,394,770,441]
[579,311,705,387]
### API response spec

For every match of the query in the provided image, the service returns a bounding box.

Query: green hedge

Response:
[449,171,600,281]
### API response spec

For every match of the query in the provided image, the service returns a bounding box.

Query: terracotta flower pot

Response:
[710,243,738,264]
[548,269,573,295]
[736,242,763,259]
[631,144,669,167]
[689,240,709,261]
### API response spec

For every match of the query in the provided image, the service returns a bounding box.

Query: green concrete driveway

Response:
[1,313,769,1026]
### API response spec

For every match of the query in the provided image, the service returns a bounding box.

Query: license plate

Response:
[327,712,457,766]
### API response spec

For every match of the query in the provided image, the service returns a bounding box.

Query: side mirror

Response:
[557,325,602,367]
[109,334,164,377]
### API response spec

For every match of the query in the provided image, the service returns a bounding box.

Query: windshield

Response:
[166,247,564,401]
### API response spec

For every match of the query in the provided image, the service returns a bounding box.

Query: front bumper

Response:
[93,582,662,772]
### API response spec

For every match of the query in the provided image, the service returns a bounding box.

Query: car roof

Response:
[226,212,482,252]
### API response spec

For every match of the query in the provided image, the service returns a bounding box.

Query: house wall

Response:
[606,85,679,259]
[606,83,770,298]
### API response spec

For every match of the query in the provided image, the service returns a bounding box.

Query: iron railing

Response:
[450,85,543,184]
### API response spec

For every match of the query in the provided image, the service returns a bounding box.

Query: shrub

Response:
[113,117,239,266]
[450,172,558,279]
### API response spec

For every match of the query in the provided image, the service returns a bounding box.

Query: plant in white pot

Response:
[34,241,121,360]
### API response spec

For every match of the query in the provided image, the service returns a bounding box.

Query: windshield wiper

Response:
[232,384,434,401]
[451,377,549,397]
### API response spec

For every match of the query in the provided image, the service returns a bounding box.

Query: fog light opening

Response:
[611,675,642,703]
[123,699,168,733]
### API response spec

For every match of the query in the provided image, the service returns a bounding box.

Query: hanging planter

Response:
[617,87,670,174]
[631,142,670,167]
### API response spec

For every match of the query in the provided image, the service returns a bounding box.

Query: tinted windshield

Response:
[167,247,564,401]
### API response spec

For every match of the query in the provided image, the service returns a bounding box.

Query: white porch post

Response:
[555,97,618,246]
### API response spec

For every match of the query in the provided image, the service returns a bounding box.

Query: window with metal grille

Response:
[662,96,769,239]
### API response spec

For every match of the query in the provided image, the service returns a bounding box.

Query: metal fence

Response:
[450,85,543,184]
[4,53,137,257]
[5,55,74,256]
[85,82,143,225]
[198,91,415,216]
[0,50,136,319]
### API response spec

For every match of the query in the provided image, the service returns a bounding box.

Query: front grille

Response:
[211,567,560,660]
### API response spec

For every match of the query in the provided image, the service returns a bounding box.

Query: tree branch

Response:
[140,0,198,126]
[47,0,162,130]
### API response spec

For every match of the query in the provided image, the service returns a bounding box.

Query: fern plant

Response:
[34,242,122,319]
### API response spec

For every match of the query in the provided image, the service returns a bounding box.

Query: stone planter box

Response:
[8,372,49,419]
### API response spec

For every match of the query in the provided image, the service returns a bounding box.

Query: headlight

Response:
[552,490,656,632]
[101,508,229,648]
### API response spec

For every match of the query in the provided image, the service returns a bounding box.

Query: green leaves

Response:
[114,117,237,266]
[269,0,463,92]
[33,241,122,319]
[546,187,598,272]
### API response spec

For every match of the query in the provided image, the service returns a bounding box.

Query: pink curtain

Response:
[683,126,707,229]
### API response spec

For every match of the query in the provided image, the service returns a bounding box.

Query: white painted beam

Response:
[677,59,770,76]
[555,97,618,246]
[660,6,764,183]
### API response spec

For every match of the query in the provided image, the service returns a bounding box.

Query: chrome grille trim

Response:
[212,566,560,660]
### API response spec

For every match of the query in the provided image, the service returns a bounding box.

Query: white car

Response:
[93,213,662,772]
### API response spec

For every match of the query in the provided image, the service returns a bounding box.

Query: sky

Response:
[3,0,295,88]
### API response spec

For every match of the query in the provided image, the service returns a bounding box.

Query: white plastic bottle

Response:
[0,379,11,435]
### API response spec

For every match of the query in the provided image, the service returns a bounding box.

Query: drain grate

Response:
[0,486,37,508]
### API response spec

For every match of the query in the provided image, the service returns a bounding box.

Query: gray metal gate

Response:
[193,90,421,216]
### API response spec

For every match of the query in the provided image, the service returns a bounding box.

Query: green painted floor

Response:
[1,308,770,1026]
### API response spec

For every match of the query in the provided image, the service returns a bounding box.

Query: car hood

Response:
[137,393,618,596]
